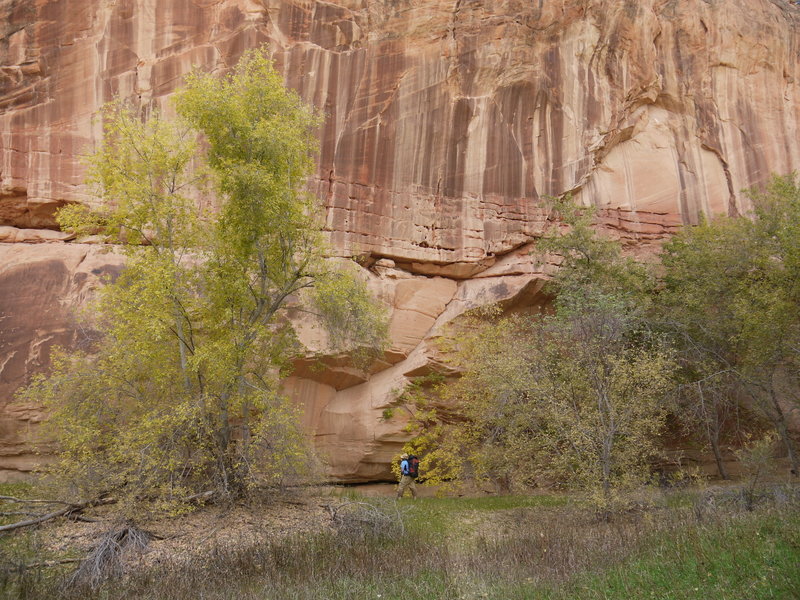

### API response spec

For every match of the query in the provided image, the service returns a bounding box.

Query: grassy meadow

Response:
[1,482,799,599]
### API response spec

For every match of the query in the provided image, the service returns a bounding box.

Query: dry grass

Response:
[1,483,798,599]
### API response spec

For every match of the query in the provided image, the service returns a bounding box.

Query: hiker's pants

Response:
[397,475,417,498]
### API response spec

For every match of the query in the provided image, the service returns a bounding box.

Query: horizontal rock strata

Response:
[1,0,799,480]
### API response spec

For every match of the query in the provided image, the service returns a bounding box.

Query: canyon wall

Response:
[1,0,799,481]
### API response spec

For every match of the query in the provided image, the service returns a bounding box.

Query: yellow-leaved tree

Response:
[20,49,386,515]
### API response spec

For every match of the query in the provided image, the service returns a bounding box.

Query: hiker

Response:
[397,453,419,499]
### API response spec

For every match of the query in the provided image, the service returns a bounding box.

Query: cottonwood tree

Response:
[405,199,675,508]
[660,175,800,478]
[20,49,386,513]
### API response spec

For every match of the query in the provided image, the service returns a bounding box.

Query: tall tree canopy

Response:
[404,199,675,508]
[409,177,800,501]
[22,49,386,513]
[660,174,800,477]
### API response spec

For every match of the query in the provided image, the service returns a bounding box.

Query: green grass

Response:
[483,509,800,600]
[241,508,800,600]
[2,488,799,600]
[402,493,569,536]
[0,481,34,496]
[407,494,569,511]
[0,481,84,598]
[0,481,38,529]
[0,479,37,505]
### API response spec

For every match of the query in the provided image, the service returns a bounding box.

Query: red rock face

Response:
[0,244,124,479]
[1,0,800,481]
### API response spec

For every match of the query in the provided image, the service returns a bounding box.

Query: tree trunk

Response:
[600,435,613,508]
[775,417,800,476]
[769,388,800,477]
[174,306,191,392]
[709,434,729,480]
[697,384,729,479]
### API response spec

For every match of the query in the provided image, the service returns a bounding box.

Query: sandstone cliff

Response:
[1,0,799,481]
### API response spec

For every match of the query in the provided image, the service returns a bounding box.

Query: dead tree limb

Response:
[0,495,74,506]
[21,558,85,570]
[185,490,215,503]
[67,514,100,523]
[0,498,116,534]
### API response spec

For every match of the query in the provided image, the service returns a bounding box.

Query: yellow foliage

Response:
[19,48,386,516]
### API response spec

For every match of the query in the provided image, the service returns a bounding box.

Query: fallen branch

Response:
[22,558,85,570]
[0,497,116,533]
[185,490,215,503]
[67,514,100,523]
[0,495,74,506]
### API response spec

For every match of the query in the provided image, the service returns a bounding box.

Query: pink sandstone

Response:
[1,0,799,481]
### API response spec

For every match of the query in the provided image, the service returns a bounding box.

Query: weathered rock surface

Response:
[1,0,799,481]
[0,244,124,480]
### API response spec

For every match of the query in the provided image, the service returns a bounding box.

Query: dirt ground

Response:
[44,488,341,565]
[344,481,444,497]
[40,482,449,565]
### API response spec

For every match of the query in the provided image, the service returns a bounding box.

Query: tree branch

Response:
[0,498,116,533]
